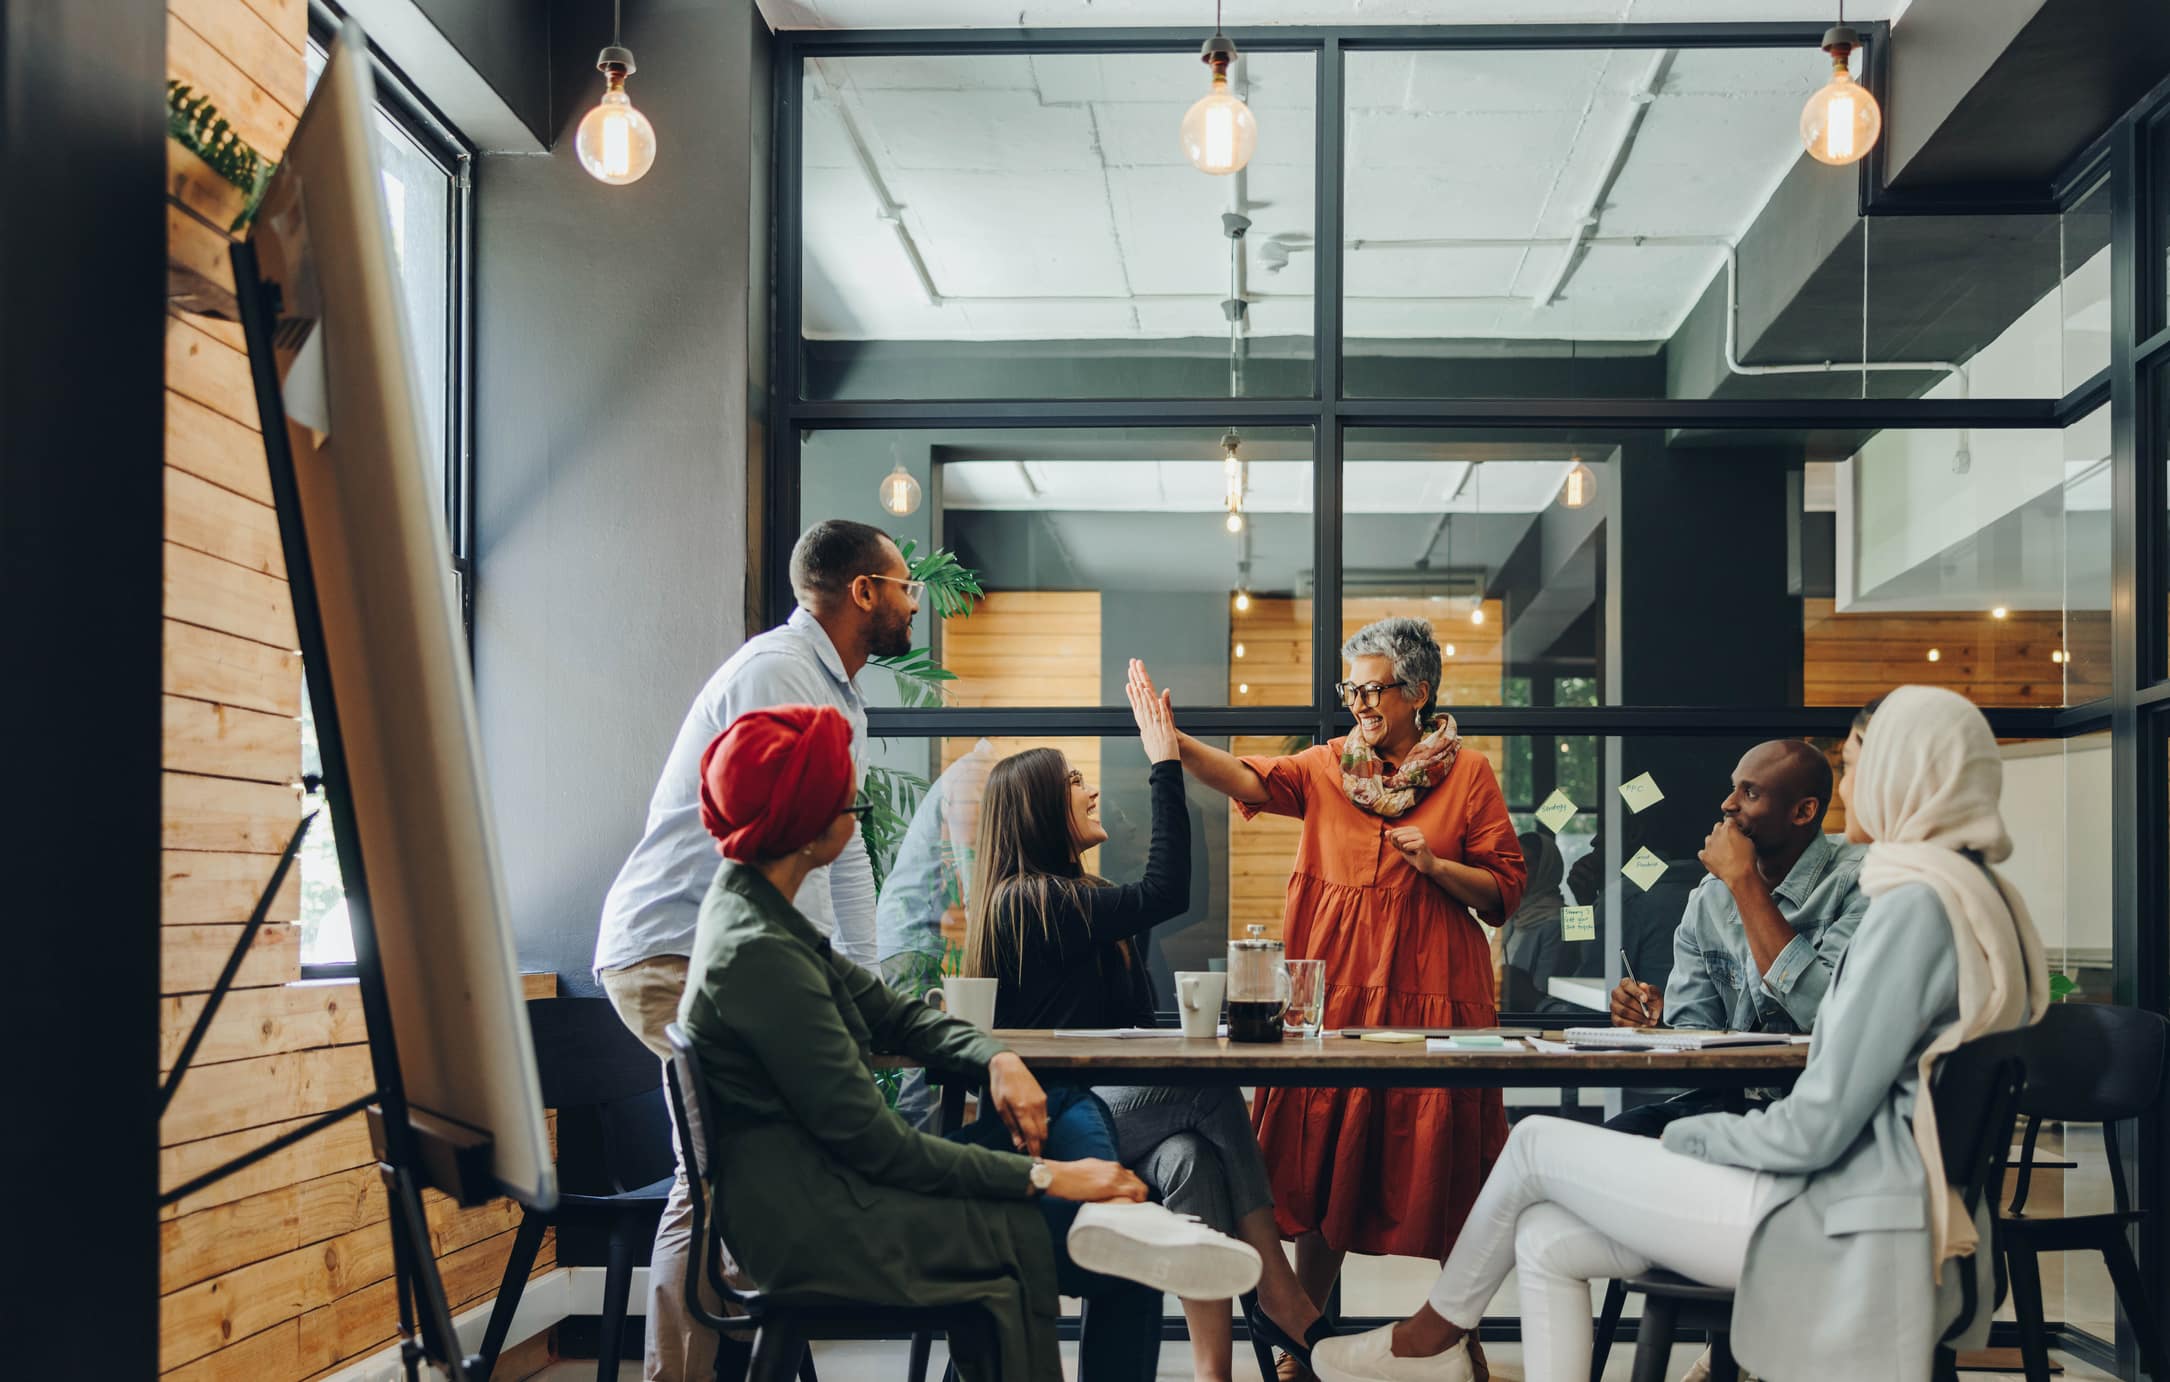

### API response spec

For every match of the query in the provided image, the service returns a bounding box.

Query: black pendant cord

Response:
[614,0,623,46]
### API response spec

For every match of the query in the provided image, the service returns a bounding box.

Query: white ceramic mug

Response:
[924,975,999,1031]
[1174,971,1227,1039]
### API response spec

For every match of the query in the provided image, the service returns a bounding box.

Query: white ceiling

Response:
[799,12,1900,345]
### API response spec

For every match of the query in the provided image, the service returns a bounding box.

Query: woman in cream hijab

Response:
[1314,685,2048,1382]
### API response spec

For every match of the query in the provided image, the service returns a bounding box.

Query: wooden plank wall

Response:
[1803,598,2113,708]
[159,6,556,1377]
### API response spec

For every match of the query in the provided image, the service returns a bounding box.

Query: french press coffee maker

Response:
[1227,925,1289,1043]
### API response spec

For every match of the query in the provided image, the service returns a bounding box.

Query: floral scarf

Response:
[1341,714,1462,818]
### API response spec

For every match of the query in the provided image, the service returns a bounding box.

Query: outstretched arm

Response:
[1129,659,1270,805]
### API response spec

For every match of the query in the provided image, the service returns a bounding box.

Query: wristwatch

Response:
[1028,1157,1053,1194]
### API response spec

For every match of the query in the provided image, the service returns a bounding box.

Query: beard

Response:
[870,604,915,659]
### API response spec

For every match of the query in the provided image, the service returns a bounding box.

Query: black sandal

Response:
[1241,1291,1338,1371]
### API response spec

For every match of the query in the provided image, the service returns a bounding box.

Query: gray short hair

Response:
[1340,617,1441,712]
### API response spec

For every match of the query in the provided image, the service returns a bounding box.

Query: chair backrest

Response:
[2012,1002,2170,1124]
[1930,1026,2030,1217]
[662,1021,763,1317]
[526,997,675,1195]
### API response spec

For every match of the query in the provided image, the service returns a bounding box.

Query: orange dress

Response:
[1239,740,1526,1259]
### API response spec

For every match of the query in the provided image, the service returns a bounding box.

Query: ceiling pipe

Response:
[812,60,944,309]
[1534,49,1677,308]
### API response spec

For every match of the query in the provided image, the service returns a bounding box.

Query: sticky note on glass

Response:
[1535,789,1578,833]
[1562,904,1596,941]
[1622,847,1668,892]
[1619,773,1666,814]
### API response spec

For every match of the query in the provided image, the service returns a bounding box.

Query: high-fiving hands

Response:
[1125,658,1180,764]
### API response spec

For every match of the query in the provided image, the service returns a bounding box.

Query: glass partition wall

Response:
[768,22,2169,1358]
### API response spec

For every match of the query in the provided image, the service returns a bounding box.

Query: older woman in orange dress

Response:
[1132,617,1525,1378]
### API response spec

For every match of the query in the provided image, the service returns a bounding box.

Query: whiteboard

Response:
[246,20,555,1210]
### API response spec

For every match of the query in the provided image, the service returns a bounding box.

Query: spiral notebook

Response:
[1560,1027,1791,1052]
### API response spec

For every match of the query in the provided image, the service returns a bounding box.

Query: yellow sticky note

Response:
[1622,847,1668,892]
[1562,904,1596,941]
[1619,773,1666,814]
[1359,1031,1425,1043]
[1535,789,1578,834]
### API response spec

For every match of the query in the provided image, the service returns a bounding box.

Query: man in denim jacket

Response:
[1606,739,1869,1138]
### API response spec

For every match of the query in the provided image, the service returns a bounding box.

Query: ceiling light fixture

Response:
[1234,590,1251,612]
[1444,643,1457,658]
[1559,454,1596,510]
[1234,642,1247,659]
[577,0,657,185]
[1238,682,1250,695]
[1991,606,2009,620]
[1800,5,1880,167]
[1222,429,1246,534]
[878,462,921,517]
[2051,650,2067,665]
[1181,2,1258,176]
[1927,648,1942,663]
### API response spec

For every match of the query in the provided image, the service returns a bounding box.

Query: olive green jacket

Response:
[679,861,1059,1380]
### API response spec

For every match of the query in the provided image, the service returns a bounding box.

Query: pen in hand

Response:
[1620,948,1653,1025]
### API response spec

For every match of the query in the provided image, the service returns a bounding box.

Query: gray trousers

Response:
[1097,1083,1276,1235]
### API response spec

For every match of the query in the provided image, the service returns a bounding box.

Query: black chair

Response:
[1997,1003,2168,1382]
[663,1022,1000,1382]
[474,998,677,1380]
[1588,1024,2031,1382]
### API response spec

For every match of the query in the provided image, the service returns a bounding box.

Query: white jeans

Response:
[1427,1117,1775,1382]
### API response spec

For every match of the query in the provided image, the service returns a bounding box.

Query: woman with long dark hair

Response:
[964,675,1332,1381]
[678,704,1265,1382]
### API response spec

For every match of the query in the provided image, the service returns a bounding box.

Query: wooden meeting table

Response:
[890,1028,1810,1134]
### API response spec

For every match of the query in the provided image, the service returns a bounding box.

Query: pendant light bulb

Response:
[879,463,922,517]
[579,46,658,185]
[1182,31,1258,176]
[1799,25,1880,167]
[1559,455,1596,510]
[1234,590,1251,613]
[1226,510,1245,534]
[1470,605,1486,626]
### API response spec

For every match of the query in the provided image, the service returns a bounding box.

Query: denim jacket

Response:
[1664,833,1870,1035]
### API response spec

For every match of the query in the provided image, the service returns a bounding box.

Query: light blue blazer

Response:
[1663,880,2007,1381]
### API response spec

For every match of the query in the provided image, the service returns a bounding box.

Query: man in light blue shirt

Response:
[1606,739,1869,1139]
[593,518,919,1382]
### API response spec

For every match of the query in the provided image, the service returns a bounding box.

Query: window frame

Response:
[300,5,477,982]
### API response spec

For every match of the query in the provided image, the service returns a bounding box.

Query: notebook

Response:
[1560,1027,1792,1052]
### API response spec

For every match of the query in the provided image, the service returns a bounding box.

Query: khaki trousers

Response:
[599,955,721,1382]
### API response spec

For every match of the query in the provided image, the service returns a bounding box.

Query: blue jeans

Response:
[952,1086,1162,1382]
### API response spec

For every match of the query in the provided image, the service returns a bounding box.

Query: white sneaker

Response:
[1065,1201,1261,1300]
[1312,1324,1475,1382]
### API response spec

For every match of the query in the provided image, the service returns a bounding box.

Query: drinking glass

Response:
[1282,959,1326,1039]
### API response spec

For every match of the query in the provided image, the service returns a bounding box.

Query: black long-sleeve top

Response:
[984,760,1191,1030]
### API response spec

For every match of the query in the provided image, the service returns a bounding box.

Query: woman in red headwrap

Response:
[676,704,1261,1382]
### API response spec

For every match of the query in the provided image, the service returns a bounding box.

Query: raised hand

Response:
[1126,658,1180,764]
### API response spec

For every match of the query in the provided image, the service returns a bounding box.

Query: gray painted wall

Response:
[473,0,763,992]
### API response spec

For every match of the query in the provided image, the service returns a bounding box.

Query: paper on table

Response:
[1427,1035,1509,1051]
[1562,904,1596,941]
[1535,789,1578,834]
[1358,1031,1425,1043]
[1525,1036,1580,1054]
[1622,847,1669,892]
[1619,772,1666,814]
